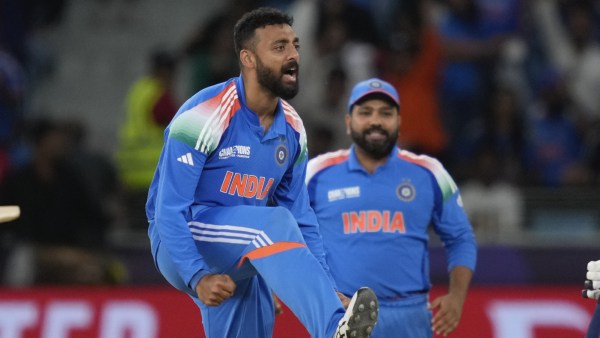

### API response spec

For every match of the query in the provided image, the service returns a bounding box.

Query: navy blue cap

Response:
[348,78,400,112]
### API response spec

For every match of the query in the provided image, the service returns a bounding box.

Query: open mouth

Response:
[282,63,298,82]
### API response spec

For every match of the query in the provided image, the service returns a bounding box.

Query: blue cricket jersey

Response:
[306,146,477,299]
[146,76,332,290]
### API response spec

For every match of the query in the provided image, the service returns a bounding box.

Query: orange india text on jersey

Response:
[342,211,406,234]
[219,171,275,200]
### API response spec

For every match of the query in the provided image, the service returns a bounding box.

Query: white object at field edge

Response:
[0,205,20,223]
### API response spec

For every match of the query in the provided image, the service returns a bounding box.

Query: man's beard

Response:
[350,126,398,160]
[256,57,299,100]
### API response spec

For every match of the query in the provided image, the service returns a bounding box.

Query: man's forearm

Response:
[448,265,473,302]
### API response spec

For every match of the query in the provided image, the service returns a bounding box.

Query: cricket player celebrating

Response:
[146,7,378,338]
[306,78,477,337]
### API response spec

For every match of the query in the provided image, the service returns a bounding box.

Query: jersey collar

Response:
[235,76,288,139]
[348,145,399,173]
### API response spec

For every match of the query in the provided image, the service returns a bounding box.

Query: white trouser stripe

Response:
[259,231,274,245]
[254,235,267,247]
[190,228,257,239]
[192,236,251,245]
[189,221,274,246]
[189,221,262,234]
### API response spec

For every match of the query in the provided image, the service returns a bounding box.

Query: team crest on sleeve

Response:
[396,181,416,202]
[275,144,288,166]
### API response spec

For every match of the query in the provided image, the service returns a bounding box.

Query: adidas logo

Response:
[177,152,194,166]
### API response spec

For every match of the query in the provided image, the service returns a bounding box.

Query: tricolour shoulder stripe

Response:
[170,82,240,153]
[306,149,350,184]
[196,83,238,152]
[281,100,308,166]
[281,100,303,133]
[397,149,457,201]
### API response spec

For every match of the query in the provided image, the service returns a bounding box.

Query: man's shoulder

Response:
[395,149,444,170]
[168,78,241,153]
[280,99,305,134]
[396,149,459,197]
[306,149,351,183]
[184,78,239,110]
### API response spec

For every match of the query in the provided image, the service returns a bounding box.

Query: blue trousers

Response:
[586,301,600,338]
[371,294,432,338]
[155,205,345,338]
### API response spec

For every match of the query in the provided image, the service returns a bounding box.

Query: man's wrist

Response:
[190,269,211,291]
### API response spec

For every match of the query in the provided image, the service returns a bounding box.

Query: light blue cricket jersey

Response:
[146,76,331,290]
[306,146,477,299]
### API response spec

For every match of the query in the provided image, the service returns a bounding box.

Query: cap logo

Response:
[369,81,382,88]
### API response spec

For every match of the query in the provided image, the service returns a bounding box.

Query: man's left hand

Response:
[430,293,464,336]
[337,291,351,309]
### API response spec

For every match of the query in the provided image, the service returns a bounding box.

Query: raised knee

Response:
[269,206,296,227]
[263,206,303,240]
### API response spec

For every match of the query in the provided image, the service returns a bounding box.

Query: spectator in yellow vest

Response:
[116,49,179,229]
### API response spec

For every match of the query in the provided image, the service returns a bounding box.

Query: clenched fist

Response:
[196,274,237,306]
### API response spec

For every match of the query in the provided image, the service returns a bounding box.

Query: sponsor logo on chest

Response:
[218,145,251,159]
[327,186,360,202]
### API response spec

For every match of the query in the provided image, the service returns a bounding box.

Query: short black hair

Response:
[233,7,294,56]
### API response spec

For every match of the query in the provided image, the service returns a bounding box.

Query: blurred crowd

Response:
[170,0,600,187]
[0,0,599,285]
